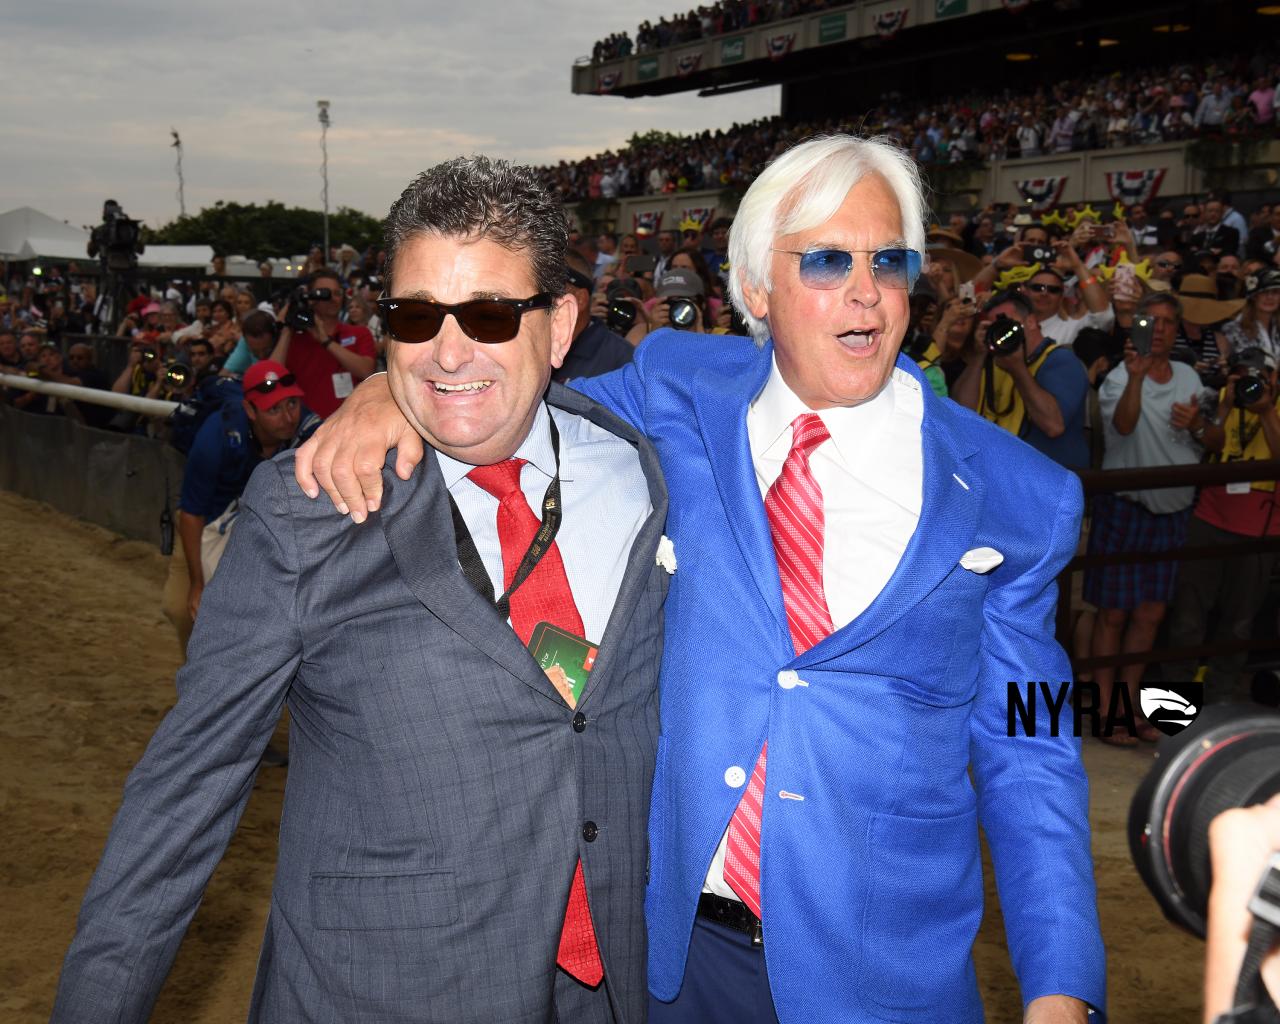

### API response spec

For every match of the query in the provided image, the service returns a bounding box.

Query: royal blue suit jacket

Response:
[574,330,1106,1023]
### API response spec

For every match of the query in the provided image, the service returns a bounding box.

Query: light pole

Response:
[170,128,186,219]
[317,100,331,265]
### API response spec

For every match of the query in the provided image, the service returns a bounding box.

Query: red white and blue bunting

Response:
[633,210,664,238]
[1104,168,1168,208]
[1014,176,1069,213]
[874,9,909,38]
[767,32,797,59]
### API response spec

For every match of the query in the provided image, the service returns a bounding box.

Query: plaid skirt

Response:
[1082,494,1191,609]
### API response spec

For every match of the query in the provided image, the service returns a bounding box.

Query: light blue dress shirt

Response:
[433,402,650,644]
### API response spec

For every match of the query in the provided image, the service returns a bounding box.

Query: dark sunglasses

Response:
[377,294,552,344]
[249,373,297,394]
[772,247,921,291]
[1023,282,1065,295]
[1155,260,1183,270]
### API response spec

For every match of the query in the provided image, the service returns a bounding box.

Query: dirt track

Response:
[0,489,1201,1022]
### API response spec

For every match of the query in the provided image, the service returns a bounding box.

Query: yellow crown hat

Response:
[1041,210,1071,232]
[1097,251,1154,283]
[1068,204,1102,229]
[678,217,704,233]
[993,263,1042,291]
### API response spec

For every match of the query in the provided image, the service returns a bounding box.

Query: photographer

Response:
[1085,292,1206,744]
[1168,346,1280,699]
[270,269,375,418]
[646,267,710,336]
[553,250,633,381]
[161,359,320,654]
[1205,795,1280,1022]
[952,288,1089,468]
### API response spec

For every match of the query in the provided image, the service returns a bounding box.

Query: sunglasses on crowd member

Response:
[1023,282,1065,295]
[376,293,553,344]
[249,373,298,394]
[771,247,922,291]
[1155,259,1183,270]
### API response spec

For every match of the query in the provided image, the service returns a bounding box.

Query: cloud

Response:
[0,1,778,229]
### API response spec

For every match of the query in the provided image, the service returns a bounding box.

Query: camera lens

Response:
[669,298,697,329]
[985,314,1024,355]
[1236,374,1265,407]
[1128,705,1280,937]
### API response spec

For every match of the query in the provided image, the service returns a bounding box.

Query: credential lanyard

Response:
[449,416,562,621]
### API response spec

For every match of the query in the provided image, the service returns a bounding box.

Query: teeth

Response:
[434,380,492,393]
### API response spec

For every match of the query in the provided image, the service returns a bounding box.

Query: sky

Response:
[2,1,779,233]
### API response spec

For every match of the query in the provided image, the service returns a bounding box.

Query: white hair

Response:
[727,134,928,345]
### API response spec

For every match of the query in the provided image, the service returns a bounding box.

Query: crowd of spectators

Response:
[544,53,1278,202]
[591,0,836,62]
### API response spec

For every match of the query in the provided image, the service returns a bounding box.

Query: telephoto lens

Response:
[1129,705,1280,937]
[985,314,1025,355]
[1236,372,1266,408]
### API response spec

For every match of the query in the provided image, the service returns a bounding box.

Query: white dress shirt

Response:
[703,357,925,899]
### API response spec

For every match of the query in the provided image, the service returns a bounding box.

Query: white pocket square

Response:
[959,547,1004,574]
[656,535,677,575]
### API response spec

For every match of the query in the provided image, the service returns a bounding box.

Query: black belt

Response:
[697,893,764,948]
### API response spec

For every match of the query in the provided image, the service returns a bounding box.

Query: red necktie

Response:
[722,413,834,920]
[466,458,604,987]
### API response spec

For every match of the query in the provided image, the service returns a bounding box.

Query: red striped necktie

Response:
[467,458,604,987]
[722,413,834,920]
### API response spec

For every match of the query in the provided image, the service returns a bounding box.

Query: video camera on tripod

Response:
[87,200,145,272]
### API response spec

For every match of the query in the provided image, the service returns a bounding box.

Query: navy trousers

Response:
[648,916,782,1024]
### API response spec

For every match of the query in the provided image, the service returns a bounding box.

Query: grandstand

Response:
[560,0,1278,227]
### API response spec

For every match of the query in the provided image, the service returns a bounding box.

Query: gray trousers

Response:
[1166,516,1277,699]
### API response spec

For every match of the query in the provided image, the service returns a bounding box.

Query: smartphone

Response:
[958,281,976,304]
[1114,264,1137,292]
[1130,314,1154,356]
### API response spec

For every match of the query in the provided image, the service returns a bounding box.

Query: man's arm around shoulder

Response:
[51,462,303,1024]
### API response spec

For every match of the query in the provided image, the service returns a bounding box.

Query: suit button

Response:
[777,670,803,689]
[724,765,746,788]
[572,711,587,732]
[582,821,599,842]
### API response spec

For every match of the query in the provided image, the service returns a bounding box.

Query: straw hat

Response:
[926,244,983,284]
[1176,274,1245,325]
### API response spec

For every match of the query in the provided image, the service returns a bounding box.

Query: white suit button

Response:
[724,765,746,788]
[777,670,799,689]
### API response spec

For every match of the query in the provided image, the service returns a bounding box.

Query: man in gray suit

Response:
[52,157,669,1024]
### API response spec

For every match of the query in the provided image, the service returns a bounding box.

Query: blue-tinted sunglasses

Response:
[772,247,922,291]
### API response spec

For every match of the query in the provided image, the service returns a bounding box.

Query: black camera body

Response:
[985,314,1025,356]
[88,200,145,272]
[286,285,334,332]
[1230,347,1272,408]
[606,298,637,335]
[1023,244,1055,266]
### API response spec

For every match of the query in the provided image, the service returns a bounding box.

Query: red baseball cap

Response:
[243,359,305,410]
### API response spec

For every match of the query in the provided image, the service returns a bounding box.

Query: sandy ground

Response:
[0,489,1203,1023]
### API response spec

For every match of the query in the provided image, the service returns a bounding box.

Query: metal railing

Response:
[1057,460,1280,673]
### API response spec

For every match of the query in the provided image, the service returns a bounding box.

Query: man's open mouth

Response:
[433,380,494,394]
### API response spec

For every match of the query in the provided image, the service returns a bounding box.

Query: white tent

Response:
[0,208,214,268]
[0,206,90,260]
[137,245,214,268]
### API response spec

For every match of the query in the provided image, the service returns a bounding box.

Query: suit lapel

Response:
[548,384,670,708]
[691,344,790,643]
[379,447,564,703]
[795,362,984,666]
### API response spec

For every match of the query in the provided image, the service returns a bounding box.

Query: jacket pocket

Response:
[310,871,458,931]
[857,807,983,1020]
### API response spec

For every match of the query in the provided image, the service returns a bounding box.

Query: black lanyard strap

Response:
[449,414,562,621]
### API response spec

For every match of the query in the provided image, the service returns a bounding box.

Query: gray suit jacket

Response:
[52,384,669,1023]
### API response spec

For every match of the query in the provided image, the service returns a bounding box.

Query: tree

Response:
[142,201,383,259]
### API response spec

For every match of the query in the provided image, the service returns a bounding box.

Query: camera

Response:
[1129,705,1280,938]
[1232,347,1272,407]
[985,314,1025,355]
[285,285,333,331]
[668,297,698,329]
[1130,314,1155,357]
[1023,245,1055,266]
[87,199,145,272]
[606,298,637,334]
[163,361,193,391]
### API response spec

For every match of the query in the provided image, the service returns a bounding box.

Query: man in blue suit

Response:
[297,134,1105,1023]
